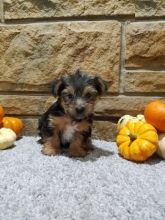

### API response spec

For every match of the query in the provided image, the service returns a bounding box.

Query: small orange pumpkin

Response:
[2,117,23,136]
[0,106,4,126]
[144,99,165,132]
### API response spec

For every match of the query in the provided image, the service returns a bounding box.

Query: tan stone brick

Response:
[4,0,134,20]
[4,0,84,19]
[93,121,116,141]
[135,0,165,17]
[84,0,134,16]
[0,21,121,92]
[95,96,164,117]
[0,95,47,115]
[124,71,165,93]
[22,118,39,136]
[1,95,163,118]
[126,22,165,68]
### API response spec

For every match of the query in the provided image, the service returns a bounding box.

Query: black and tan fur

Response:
[38,70,107,157]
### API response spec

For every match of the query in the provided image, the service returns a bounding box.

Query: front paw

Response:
[84,143,95,151]
[41,146,60,156]
[69,147,88,157]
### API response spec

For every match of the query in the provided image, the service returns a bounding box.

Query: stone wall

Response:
[0,0,165,140]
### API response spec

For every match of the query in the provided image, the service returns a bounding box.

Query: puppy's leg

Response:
[83,138,94,152]
[69,133,88,157]
[42,133,60,156]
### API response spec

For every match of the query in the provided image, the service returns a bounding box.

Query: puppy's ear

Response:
[93,76,108,95]
[51,78,65,97]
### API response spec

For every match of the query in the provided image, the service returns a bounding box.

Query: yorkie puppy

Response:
[38,70,107,157]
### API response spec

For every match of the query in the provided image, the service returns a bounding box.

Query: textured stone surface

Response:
[124,71,165,93]
[2,0,165,140]
[0,21,120,92]
[94,96,164,117]
[1,95,163,117]
[0,95,47,115]
[4,0,84,19]
[0,0,3,23]
[126,22,165,69]
[2,94,163,139]
[22,118,39,136]
[84,0,134,16]
[4,0,134,20]
[22,118,116,141]
[92,121,116,141]
[135,0,165,17]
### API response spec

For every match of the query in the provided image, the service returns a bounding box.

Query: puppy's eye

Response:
[85,93,92,99]
[67,94,74,100]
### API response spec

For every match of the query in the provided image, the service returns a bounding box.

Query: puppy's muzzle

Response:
[75,106,85,114]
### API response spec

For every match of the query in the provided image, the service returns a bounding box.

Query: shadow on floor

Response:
[71,146,114,162]
[117,153,162,165]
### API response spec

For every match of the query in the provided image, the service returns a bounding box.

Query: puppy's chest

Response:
[49,115,90,143]
[62,124,77,143]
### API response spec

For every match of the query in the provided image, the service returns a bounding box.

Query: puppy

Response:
[38,70,107,157]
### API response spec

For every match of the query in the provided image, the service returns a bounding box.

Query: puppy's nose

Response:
[76,106,85,114]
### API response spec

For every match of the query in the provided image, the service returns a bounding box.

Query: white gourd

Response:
[157,133,165,159]
[0,128,16,150]
[117,114,145,132]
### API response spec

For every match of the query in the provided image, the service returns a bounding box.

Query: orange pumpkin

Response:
[0,106,4,126]
[144,99,165,132]
[0,105,4,121]
[2,117,23,136]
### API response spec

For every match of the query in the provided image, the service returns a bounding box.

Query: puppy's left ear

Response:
[94,76,108,95]
[51,78,65,97]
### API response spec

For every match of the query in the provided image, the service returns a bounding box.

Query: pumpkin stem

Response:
[129,134,137,142]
